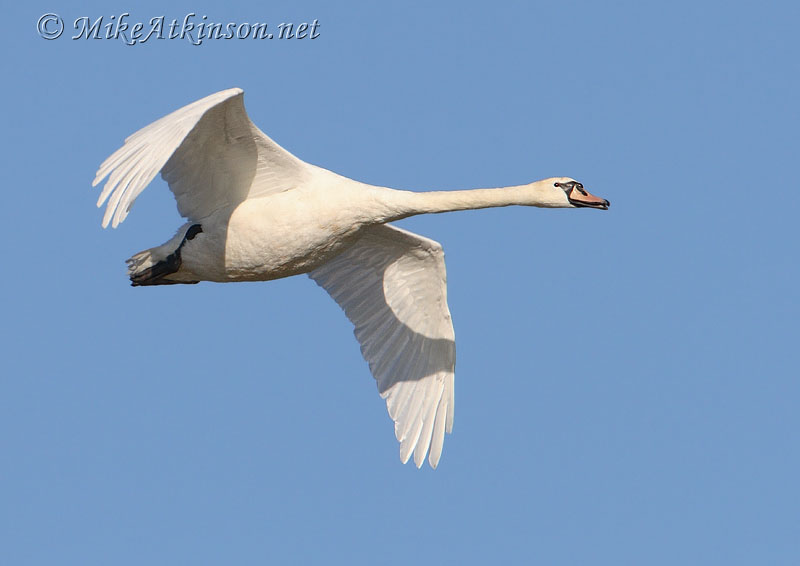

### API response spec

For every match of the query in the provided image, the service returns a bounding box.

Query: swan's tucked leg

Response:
[127,224,203,286]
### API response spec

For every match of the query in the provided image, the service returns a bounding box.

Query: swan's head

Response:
[539,177,610,210]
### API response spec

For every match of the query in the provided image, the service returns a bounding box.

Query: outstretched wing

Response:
[310,224,456,469]
[93,87,309,228]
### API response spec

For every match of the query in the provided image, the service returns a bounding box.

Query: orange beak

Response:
[568,187,610,210]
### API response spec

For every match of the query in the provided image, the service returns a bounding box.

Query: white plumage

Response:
[310,224,455,468]
[93,88,609,468]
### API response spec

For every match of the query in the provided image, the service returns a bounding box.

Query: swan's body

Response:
[93,88,609,468]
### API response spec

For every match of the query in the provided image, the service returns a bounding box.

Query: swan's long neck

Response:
[373,180,563,222]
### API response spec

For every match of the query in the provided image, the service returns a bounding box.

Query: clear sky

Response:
[2,1,798,564]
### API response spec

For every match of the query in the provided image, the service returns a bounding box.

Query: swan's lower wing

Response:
[310,224,455,468]
[93,88,309,228]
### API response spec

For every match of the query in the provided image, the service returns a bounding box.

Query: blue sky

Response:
[2,0,798,564]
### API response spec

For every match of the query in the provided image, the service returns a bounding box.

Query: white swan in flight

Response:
[93,88,609,468]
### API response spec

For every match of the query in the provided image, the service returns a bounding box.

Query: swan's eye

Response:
[554,182,560,188]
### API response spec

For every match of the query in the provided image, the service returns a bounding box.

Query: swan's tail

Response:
[126,224,202,286]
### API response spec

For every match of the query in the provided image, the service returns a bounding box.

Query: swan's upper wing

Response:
[93,88,309,228]
[310,224,456,469]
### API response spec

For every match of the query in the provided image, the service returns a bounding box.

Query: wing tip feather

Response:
[90,87,247,227]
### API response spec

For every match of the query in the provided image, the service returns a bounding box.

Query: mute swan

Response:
[93,88,609,469]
